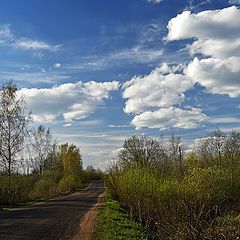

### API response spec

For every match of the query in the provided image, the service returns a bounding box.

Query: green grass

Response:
[93,192,149,240]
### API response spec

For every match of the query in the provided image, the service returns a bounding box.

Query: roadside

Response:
[93,192,149,240]
[72,192,105,240]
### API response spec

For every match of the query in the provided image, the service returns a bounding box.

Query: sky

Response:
[0,0,240,169]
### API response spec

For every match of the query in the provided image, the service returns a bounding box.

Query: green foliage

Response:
[183,167,230,202]
[0,141,86,206]
[58,175,79,194]
[93,193,149,240]
[0,175,35,204]
[81,165,103,184]
[107,165,240,239]
[107,131,240,239]
[0,82,86,206]
[31,176,58,199]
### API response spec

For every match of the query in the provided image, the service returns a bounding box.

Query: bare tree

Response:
[0,82,30,199]
[195,129,226,169]
[117,136,167,172]
[224,130,240,192]
[210,128,226,168]
[168,134,185,177]
[31,125,55,174]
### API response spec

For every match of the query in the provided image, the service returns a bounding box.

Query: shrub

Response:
[58,175,79,194]
[0,175,36,204]
[31,177,58,199]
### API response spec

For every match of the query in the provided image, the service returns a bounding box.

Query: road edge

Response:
[72,191,105,240]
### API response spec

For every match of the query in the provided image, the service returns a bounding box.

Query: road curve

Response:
[0,180,105,240]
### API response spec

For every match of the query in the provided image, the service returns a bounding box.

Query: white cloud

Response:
[126,6,240,130]
[67,47,164,71]
[0,24,13,45]
[112,148,124,157]
[122,62,210,130]
[109,124,129,128]
[229,0,240,5]
[207,116,240,124]
[123,63,193,114]
[166,6,240,42]
[14,38,60,52]
[62,123,72,127]
[188,38,240,59]
[131,107,208,130]
[20,81,119,123]
[111,47,164,64]
[31,114,56,123]
[0,70,70,84]
[186,57,240,97]
[165,6,240,98]
[0,24,59,52]
[66,22,164,71]
[146,0,163,3]
[166,6,240,59]
[186,0,213,11]
[53,63,61,68]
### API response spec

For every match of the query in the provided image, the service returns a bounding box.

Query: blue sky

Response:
[0,0,240,169]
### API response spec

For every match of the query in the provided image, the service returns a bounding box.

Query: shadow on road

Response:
[0,180,105,240]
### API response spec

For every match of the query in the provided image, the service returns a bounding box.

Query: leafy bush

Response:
[31,177,58,199]
[106,164,240,239]
[0,175,36,204]
[58,175,79,194]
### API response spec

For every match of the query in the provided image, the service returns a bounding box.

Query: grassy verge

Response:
[93,192,149,240]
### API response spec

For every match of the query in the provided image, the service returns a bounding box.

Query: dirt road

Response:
[0,180,105,240]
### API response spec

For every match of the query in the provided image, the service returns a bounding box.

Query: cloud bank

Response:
[20,81,119,123]
[123,6,240,130]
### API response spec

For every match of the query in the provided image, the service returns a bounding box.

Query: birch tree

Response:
[0,82,30,199]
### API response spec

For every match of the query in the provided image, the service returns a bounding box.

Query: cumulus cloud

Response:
[166,6,240,58]
[166,6,240,97]
[123,63,193,114]
[122,6,240,130]
[122,63,206,130]
[166,6,240,42]
[186,57,240,97]
[188,38,240,59]
[131,107,208,130]
[20,81,119,123]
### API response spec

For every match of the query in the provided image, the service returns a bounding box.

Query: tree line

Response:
[106,130,240,239]
[0,82,101,205]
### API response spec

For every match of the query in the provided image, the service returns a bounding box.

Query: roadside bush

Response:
[0,176,9,204]
[31,177,58,199]
[0,175,36,204]
[106,164,239,239]
[58,175,79,194]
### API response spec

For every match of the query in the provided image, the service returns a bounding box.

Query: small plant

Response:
[58,175,79,194]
